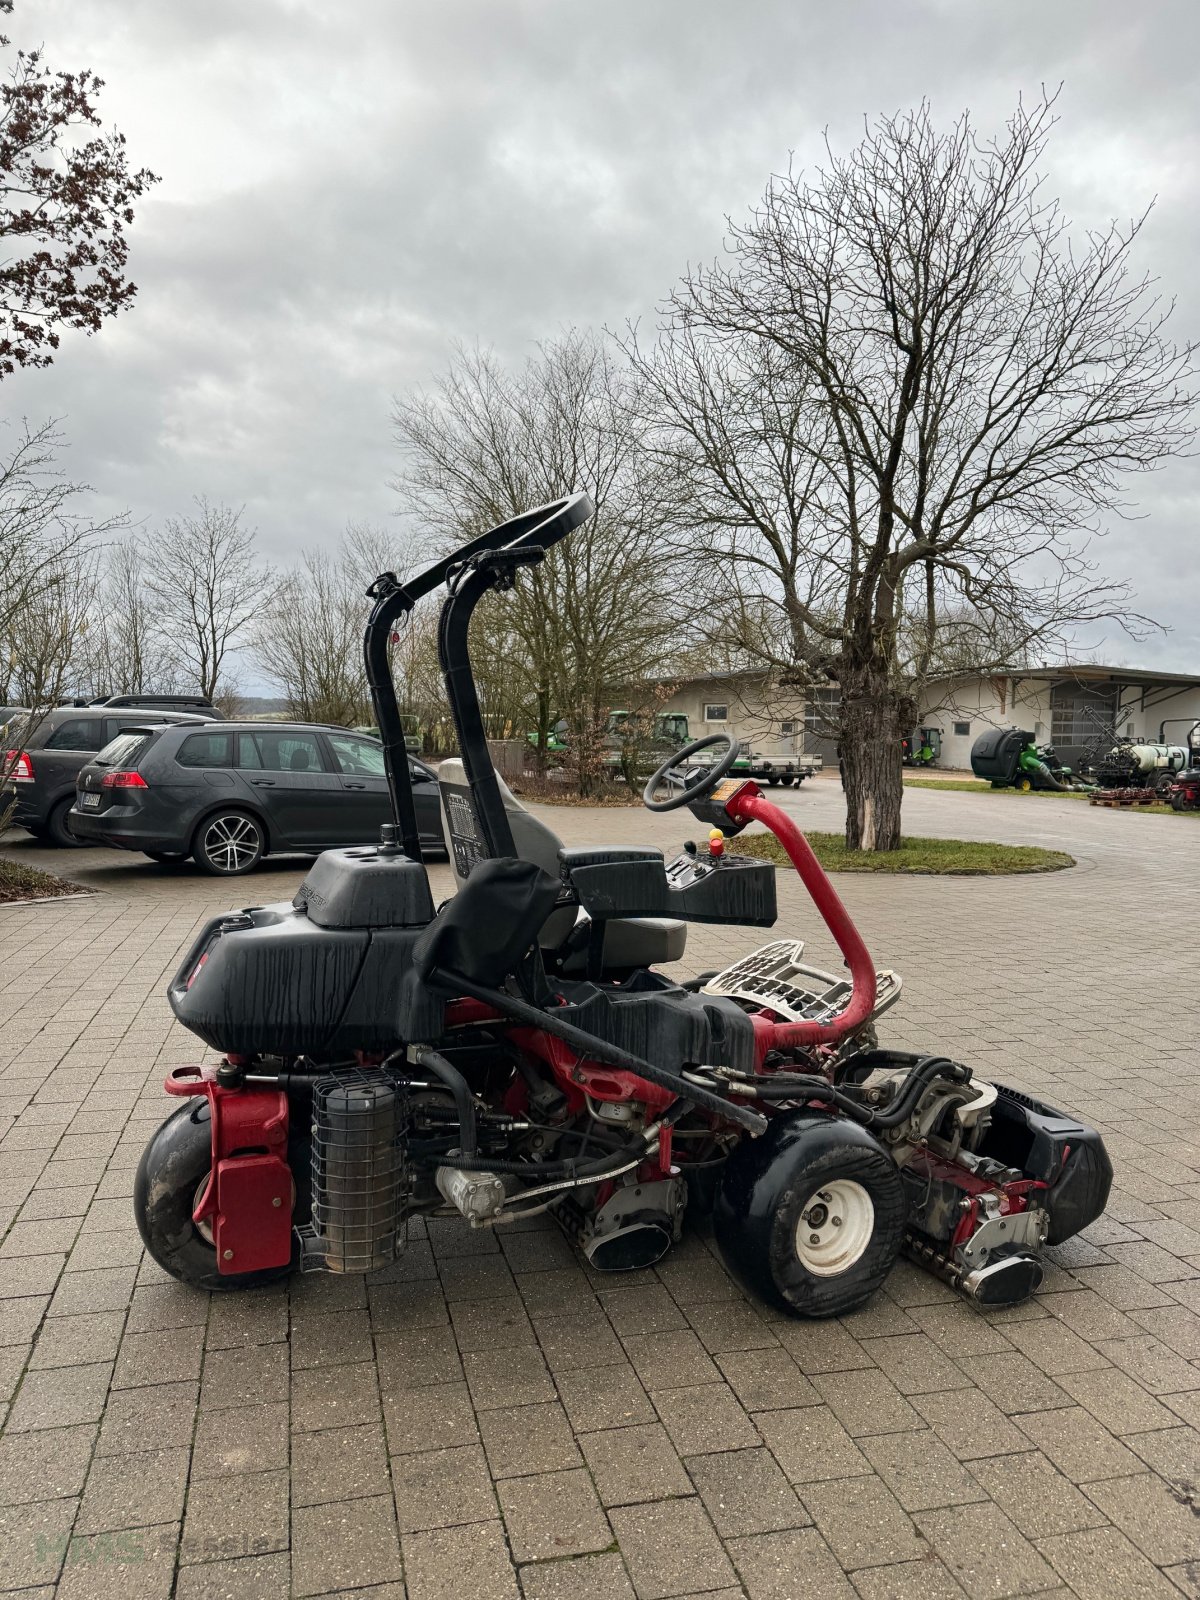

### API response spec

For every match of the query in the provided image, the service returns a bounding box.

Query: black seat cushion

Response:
[414,857,559,988]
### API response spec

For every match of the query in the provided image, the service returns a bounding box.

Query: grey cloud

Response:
[16,0,1200,666]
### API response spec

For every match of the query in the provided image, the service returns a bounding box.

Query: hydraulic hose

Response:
[432,967,767,1135]
[707,1054,969,1131]
[728,789,877,1048]
[405,1045,478,1156]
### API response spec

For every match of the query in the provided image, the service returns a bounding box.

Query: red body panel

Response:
[165,1066,293,1273]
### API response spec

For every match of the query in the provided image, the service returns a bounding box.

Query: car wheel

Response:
[144,850,189,864]
[47,798,86,848]
[193,810,265,876]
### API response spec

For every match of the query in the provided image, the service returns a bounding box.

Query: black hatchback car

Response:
[69,721,445,873]
[4,704,220,846]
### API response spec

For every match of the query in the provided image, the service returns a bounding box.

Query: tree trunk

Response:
[838,667,912,852]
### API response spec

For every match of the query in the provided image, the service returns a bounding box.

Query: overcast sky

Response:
[17,0,1200,672]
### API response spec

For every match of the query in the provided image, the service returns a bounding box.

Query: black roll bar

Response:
[364,494,592,859]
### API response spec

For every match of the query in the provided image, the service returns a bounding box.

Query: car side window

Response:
[44,718,107,752]
[176,732,234,768]
[327,733,387,778]
[252,731,329,774]
[236,734,263,770]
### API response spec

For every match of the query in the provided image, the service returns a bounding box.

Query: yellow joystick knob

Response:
[708,828,725,858]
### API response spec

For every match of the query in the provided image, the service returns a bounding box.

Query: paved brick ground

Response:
[2,780,1199,1599]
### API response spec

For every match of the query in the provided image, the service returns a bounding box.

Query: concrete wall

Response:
[657,678,810,757]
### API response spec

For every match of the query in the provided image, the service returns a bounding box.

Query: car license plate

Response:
[80,792,101,809]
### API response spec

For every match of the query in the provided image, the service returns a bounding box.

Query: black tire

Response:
[46,797,86,848]
[134,1099,293,1292]
[192,809,265,875]
[780,776,795,787]
[712,1112,907,1319]
[144,850,189,863]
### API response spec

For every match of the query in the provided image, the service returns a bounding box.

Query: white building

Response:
[657,665,1200,771]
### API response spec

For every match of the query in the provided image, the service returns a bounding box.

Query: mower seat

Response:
[436,759,686,972]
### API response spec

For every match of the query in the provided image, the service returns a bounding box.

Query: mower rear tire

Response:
[134,1099,293,1292]
[713,1112,906,1318]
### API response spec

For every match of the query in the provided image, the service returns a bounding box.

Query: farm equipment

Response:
[1086,719,1200,794]
[970,727,1094,792]
[1166,724,1200,811]
[902,727,942,767]
[134,495,1111,1317]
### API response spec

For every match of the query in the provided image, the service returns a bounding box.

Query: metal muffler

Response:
[303,1071,407,1273]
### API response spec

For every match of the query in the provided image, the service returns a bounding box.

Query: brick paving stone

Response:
[292,1359,381,1431]
[76,1443,191,1533]
[715,1347,820,1412]
[915,1502,1057,1597]
[775,1318,871,1375]
[726,1526,856,1599]
[687,1446,810,1536]
[801,1475,928,1571]
[382,1375,480,1455]
[478,1400,582,1477]
[192,1399,290,1476]
[518,1550,637,1600]
[205,1288,289,1348]
[292,1420,391,1505]
[1094,1334,1200,1394]
[6,1358,112,1431]
[580,1421,692,1506]
[27,1307,125,1368]
[200,1341,289,1409]
[951,1351,1072,1415]
[912,1390,1034,1461]
[685,1299,778,1354]
[463,1341,556,1409]
[1002,1316,1110,1375]
[1125,1422,1200,1481]
[291,1493,404,1595]
[967,1450,1109,1539]
[850,1556,970,1598]
[622,1330,721,1391]
[860,1429,988,1513]
[450,1292,536,1351]
[1039,1524,1180,1598]
[1055,1364,1178,1433]
[610,1495,738,1598]
[0,1493,78,1589]
[289,1306,374,1367]
[0,1422,96,1505]
[173,1550,291,1600]
[813,1369,924,1436]
[535,1310,625,1372]
[653,1381,761,1455]
[181,1468,290,1563]
[374,1323,465,1388]
[55,1520,179,1600]
[95,1379,198,1455]
[600,1284,689,1336]
[124,1281,208,1334]
[1083,1470,1200,1565]
[390,1442,498,1531]
[557,1363,657,1432]
[858,1333,974,1396]
[1013,1405,1145,1484]
[402,1519,519,1600]
[756,1405,872,1483]
[497,1465,613,1561]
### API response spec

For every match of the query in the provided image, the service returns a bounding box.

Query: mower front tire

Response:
[713,1112,907,1318]
[134,1100,293,1292]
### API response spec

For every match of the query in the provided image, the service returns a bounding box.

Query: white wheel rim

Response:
[204,815,259,871]
[795,1180,875,1277]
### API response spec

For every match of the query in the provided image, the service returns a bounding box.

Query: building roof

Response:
[935,664,1200,690]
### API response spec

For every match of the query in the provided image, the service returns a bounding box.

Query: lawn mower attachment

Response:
[134,493,1112,1318]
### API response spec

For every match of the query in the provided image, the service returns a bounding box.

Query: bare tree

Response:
[628,97,1195,848]
[392,331,678,791]
[143,498,265,701]
[73,533,179,698]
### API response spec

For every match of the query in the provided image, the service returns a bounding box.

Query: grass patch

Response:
[734,829,1074,875]
[0,857,89,905]
[903,776,1091,798]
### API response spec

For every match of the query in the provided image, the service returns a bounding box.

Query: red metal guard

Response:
[164,1066,293,1273]
[728,786,878,1049]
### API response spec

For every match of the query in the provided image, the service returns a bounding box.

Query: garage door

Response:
[1049,682,1120,768]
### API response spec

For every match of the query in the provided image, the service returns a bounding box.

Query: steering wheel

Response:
[643,734,741,813]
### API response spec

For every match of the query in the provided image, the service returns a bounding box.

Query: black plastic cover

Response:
[552,971,756,1073]
[414,857,560,988]
[562,847,777,928]
[294,847,435,929]
[981,1083,1113,1245]
[970,728,1032,783]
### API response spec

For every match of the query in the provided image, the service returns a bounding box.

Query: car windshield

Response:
[95,730,154,768]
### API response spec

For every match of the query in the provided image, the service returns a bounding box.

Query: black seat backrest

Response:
[413,857,559,989]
